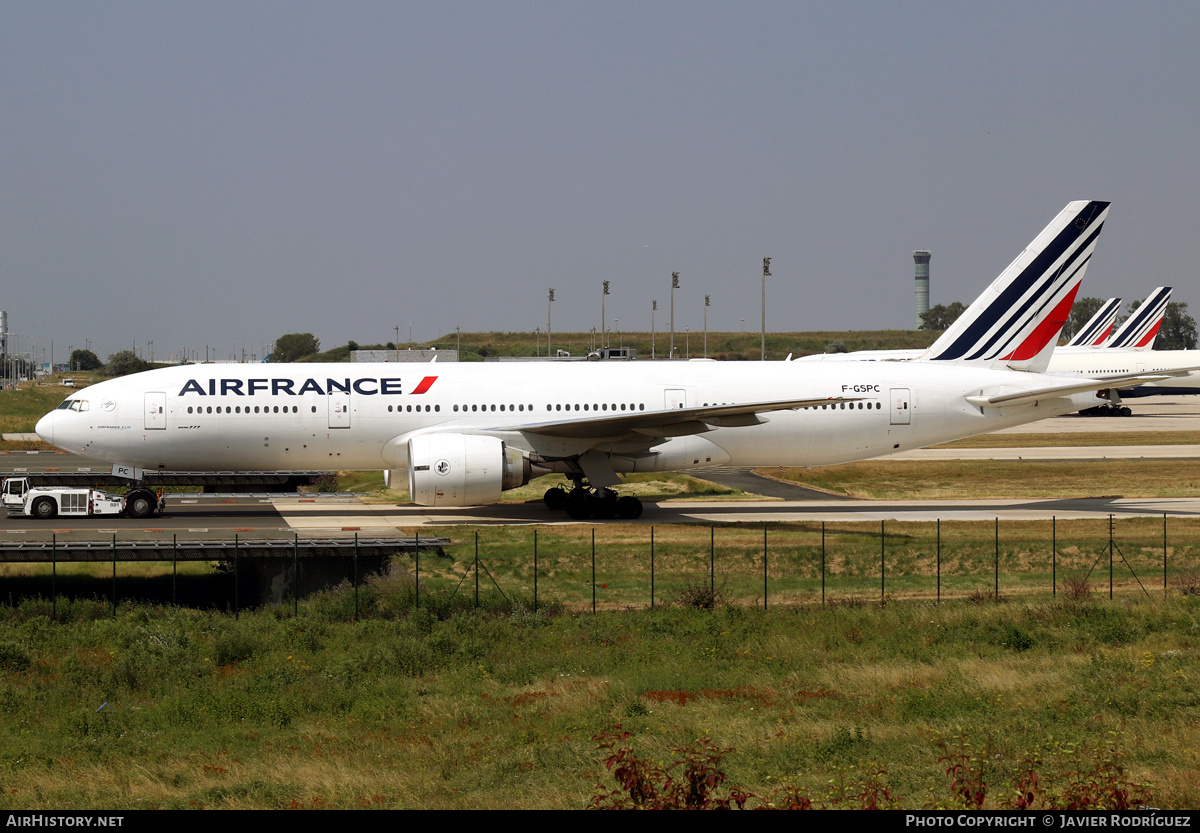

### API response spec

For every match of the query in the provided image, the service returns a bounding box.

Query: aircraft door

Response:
[889,388,911,425]
[144,392,166,430]
[328,393,351,428]
[665,389,687,409]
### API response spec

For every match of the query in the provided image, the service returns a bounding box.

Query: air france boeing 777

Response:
[38,200,1156,520]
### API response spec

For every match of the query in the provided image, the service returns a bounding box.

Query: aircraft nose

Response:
[35,412,54,446]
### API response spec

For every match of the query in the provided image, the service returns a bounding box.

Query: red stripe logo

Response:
[411,376,438,395]
[1002,283,1080,361]
[1135,321,1163,348]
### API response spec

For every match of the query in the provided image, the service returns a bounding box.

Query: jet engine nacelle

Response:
[407,433,531,506]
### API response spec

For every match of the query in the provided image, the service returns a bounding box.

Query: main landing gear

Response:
[543,484,643,520]
[1078,404,1133,417]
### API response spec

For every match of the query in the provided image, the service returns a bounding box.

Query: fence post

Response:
[51,533,57,620]
[293,532,299,616]
[354,532,360,621]
[172,533,177,607]
[111,534,117,617]
[415,530,420,610]
[936,519,941,604]
[475,530,480,608]
[994,518,999,600]
[1052,517,1056,598]
[821,521,825,608]
[1164,513,1168,597]
[533,528,539,613]
[591,528,596,614]
[234,533,239,619]
[880,519,885,604]
[650,526,655,610]
[763,522,768,611]
[700,528,710,600]
[1109,514,1114,600]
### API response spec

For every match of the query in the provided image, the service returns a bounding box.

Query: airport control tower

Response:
[913,250,931,328]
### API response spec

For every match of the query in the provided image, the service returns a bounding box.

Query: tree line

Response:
[919,298,1198,350]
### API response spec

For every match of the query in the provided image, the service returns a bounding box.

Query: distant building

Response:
[913,250,931,329]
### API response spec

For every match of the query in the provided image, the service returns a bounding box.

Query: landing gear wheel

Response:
[126,491,156,519]
[565,489,593,520]
[1120,406,1132,416]
[543,487,568,510]
[593,490,618,520]
[616,496,643,519]
[31,497,56,519]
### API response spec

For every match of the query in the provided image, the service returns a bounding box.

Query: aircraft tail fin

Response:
[920,200,1110,373]
[1065,297,1122,347]
[1106,286,1172,350]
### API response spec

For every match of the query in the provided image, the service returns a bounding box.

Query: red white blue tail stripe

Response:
[1065,297,1122,347]
[1107,286,1172,350]
[922,200,1110,372]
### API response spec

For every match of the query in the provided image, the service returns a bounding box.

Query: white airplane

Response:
[1063,297,1121,348]
[1103,286,1172,351]
[1040,286,1200,404]
[37,200,1166,520]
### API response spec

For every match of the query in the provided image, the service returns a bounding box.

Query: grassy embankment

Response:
[0,380,79,449]
[758,459,1200,501]
[303,329,939,362]
[0,582,1197,810]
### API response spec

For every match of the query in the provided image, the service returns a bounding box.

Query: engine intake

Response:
[408,433,531,506]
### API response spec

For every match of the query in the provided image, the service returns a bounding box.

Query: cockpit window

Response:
[55,399,89,412]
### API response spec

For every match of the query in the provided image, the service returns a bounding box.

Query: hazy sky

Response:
[4,2,1199,363]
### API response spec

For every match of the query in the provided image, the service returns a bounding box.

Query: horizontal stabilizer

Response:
[964,368,1198,408]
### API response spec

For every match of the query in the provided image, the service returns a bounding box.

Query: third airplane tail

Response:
[1065,297,1122,347]
[1106,286,1172,350]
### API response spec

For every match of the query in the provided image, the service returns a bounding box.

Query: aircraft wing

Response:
[490,395,861,440]
[964,368,1199,408]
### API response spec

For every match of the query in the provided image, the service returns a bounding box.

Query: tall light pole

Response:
[761,257,772,361]
[703,294,710,358]
[670,272,679,358]
[651,300,657,359]
[547,288,555,357]
[601,280,610,349]
[615,318,620,350]
[455,325,461,357]
[535,326,541,357]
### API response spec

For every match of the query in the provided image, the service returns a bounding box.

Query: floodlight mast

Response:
[761,257,771,360]
[670,272,679,359]
[547,288,555,357]
[601,280,610,349]
[651,299,657,359]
